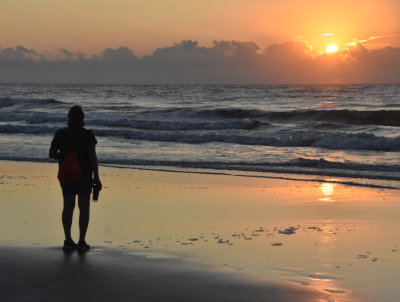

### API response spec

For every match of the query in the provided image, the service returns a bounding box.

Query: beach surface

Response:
[1,160,399,302]
[0,246,324,302]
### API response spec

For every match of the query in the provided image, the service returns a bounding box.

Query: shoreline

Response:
[1,157,399,190]
[1,160,399,301]
[102,163,400,190]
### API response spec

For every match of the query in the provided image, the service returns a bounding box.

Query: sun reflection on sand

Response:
[319,182,336,202]
[307,277,348,302]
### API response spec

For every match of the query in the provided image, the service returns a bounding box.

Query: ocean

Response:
[0,84,399,189]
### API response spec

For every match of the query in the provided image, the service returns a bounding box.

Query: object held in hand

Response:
[92,183,100,201]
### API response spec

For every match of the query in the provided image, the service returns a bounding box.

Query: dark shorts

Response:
[60,174,92,197]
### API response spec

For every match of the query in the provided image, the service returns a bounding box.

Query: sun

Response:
[325,44,339,53]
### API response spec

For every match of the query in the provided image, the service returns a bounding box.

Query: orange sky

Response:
[1,0,399,56]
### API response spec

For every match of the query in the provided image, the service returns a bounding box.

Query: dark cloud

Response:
[58,48,74,57]
[99,47,138,63]
[0,45,39,60]
[0,40,399,84]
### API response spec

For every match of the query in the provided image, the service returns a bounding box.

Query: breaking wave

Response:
[0,96,64,108]
[0,124,399,151]
[211,108,400,127]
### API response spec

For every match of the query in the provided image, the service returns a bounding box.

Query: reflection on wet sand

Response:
[271,267,348,301]
[319,182,336,202]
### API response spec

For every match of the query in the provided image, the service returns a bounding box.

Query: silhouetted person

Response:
[49,105,102,251]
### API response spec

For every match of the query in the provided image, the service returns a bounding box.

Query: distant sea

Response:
[1,84,399,189]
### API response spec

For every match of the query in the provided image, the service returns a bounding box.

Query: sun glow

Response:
[325,44,339,53]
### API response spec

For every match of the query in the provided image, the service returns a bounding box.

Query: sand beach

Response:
[1,160,399,301]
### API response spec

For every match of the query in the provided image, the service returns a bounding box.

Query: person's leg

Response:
[62,195,76,241]
[78,193,90,243]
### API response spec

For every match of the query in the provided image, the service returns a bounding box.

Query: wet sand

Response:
[0,246,323,302]
[1,160,399,301]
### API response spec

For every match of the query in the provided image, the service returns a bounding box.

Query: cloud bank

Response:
[1,40,399,84]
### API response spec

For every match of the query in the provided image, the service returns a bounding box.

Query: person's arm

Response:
[49,144,60,160]
[88,143,102,189]
[49,130,61,160]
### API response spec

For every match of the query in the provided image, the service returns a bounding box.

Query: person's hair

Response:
[67,105,85,127]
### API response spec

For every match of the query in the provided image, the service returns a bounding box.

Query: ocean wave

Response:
[0,124,54,135]
[0,96,64,108]
[266,109,400,127]
[202,108,400,127]
[1,154,397,183]
[1,124,399,151]
[93,129,400,151]
[213,108,265,119]
[88,117,262,131]
[99,157,399,174]
[288,157,400,172]
[0,114,262,131]
[0,112,65,124]
[1,96,399,129]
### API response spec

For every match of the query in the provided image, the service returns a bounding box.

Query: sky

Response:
[1,0,400,84]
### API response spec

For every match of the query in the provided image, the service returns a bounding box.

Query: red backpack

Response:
[58,150,81,185]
